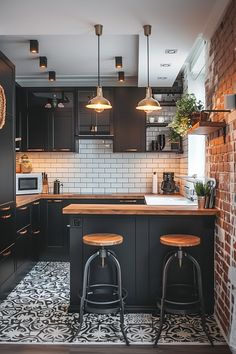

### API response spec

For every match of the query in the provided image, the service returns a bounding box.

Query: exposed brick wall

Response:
[205,0,236,338]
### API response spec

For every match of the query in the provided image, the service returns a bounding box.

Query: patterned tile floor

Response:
[0,262,225,345]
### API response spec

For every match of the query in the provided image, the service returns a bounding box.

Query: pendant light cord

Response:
[147,34,150,88]
[98,34,100,87]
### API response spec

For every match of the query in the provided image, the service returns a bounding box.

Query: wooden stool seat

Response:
[83,233,123,246]
[160,234,200,247]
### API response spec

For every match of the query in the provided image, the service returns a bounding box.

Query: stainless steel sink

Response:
[145,195,198,206]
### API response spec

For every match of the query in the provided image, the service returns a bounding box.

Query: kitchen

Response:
[0,0,235,353]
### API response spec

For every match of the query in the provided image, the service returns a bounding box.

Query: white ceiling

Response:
[0,0,230,87]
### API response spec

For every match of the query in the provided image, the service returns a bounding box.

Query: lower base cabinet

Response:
[15,225,32,270]
[0,244,15,291]
[40,199,69,261]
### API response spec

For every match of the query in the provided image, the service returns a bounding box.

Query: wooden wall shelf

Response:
[188,121,226,136]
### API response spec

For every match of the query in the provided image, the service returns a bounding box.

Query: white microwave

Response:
[16,173,43,195]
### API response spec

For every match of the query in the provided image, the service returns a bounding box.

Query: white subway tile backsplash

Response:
[20,139,184,194]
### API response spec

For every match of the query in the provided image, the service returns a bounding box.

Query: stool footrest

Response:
[80,284,127,307]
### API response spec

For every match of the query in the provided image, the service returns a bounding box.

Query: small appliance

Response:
[161,172,176,194]
[16,173,43,195]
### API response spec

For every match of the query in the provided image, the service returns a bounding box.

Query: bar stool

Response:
[77,233,129,345]
[154,234,213,346]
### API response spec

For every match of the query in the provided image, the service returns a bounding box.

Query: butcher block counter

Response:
[63,201,217,313]
[16,193,145,208]
[63,203,218,215]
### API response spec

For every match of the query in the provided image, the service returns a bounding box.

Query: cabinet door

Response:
[31,200,42,261]
[113,87,146,152]
[77,89,113,136]
[0,52,15,204]
[0,202,15,252]
[23,91,49,151]
[45,200,69,261]
[15,225,32,270]
[0,244,15,289]
[50,92,75,151]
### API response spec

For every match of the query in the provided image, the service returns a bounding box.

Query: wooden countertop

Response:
[62,203,218,216]
[16,193,145,208]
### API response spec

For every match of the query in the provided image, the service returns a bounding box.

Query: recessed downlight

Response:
[160,63,171,67]
[165,49,177,54]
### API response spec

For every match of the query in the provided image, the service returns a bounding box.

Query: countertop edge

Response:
[62,204,219,216]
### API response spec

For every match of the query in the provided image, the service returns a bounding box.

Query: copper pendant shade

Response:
[136,25,161,113]
[86,24,112,113]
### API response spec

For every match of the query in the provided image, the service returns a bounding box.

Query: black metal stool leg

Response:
[154,252,177,347]
[109,252,129,346]
[70,252,99,342]
[186,254,214,346]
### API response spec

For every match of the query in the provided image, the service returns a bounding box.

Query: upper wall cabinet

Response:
[113,87,146,152]
[77,88,113,138]
[0,51,15,205]
[17,88,76,152]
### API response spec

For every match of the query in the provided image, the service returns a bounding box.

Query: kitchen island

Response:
[63,202,218,313]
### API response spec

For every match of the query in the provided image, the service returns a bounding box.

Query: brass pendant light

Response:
[136,25,161,113]
[86,24,112,113]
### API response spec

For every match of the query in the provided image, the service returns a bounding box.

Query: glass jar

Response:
[20,154,33,173]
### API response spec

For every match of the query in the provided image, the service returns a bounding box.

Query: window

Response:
[188,135,205,177]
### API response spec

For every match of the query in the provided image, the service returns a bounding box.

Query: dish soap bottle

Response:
[152,172,158,194]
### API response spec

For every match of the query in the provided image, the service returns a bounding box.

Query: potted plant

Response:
[194,181,210,209]
[168,94,204,137]
[169,128,181,150]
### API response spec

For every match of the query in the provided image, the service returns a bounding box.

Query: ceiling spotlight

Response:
[49,71,56,82]
[39,56,47,69]
[160,63,171,67]
[86,24,112,113]
[118,71,125,82]
[30,40,39,54]
[115,56,123,69]
[136,25,161,113]
[165,49,177,54]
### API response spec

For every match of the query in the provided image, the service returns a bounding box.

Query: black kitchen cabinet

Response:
[0,51,15,205]
[42,199,69,261]
[113,87,146,152]
[15,225,32,270]
[31,200,42,260]
[15,204,33,271]
[19,89,76,152]
[0,202,15,252]
[0,244,15,292]
[77,88,113,138]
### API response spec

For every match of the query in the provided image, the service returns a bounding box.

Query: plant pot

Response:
[197,196,205,209]
[191,112,201,125]
[171,142,180,150]
[199,112,209,121]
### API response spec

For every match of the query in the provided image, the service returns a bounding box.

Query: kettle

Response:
[53,179,62,194]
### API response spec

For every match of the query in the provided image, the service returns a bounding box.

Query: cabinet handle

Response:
[0,206,11,211]
[53,148,71,151]
[18,229,28,236]
[27,149,45,151]
[19,206,28,211]
[2,250,11,257]
[119,199,137,203]
[54,200,62,202]
[0,214,12,219]
[32,229,40,235]
[33,201,40,205]
[125,148,138,152]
